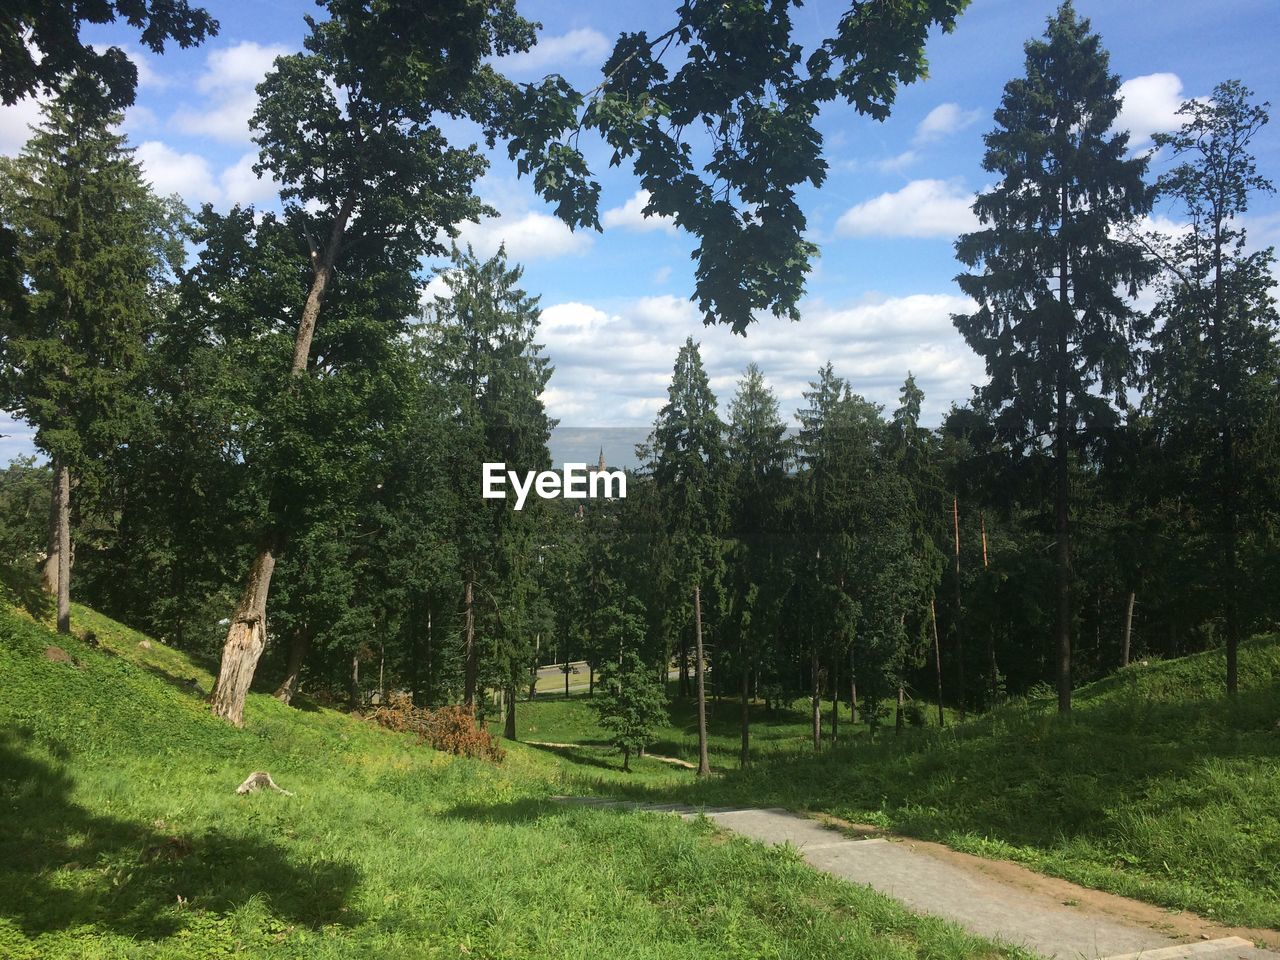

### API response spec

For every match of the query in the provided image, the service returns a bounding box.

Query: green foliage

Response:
[593,623,669,771]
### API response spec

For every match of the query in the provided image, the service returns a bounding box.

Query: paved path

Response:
[556,798,1277,960]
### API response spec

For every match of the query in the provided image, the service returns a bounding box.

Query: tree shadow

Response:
[524,740,620,772]
[440,796,562,825]
[0,727,360,941]
[0,563,54,622]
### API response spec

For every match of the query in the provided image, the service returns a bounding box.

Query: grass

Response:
[0,602,1023,959]
[589,640,1280,930]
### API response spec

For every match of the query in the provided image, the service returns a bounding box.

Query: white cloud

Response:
[1115,73,1186,147]
[0,96,44,155]
[171,41,290,142]
[836,179,978,239]
[602,190,678,234]
[876,150,919,174]
[914,103,981,144]
[536,292,983,428]
[500,28,610,74]
[219,151,277,206]
[136,140,219,203]
[457,210,593,261]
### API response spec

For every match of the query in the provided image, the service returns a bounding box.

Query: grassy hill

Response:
[596,639,1280,930]
[0,603,1020,960]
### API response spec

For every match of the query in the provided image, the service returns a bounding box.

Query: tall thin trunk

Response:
[931,598,944,728]
[348,651,360,709]
[895,681,905,734]
[848,644,858,724]
[41,462,59,595]
[981,511,998,704]
[739,653,750,768]
[810,645,821,751]
[1211,220,1240,696]
[463,579,477,708]
[54,460,70,634]
[209,537,278,726]
[1055,183,1073,714]
[952,495,965,719]
[274,625,312,704]
[588,662,594,696]
[529,633,540,700]
[211,196,356,725]
[504,674,517,740]
[829,656,839,744]
[680,632,690,698]
[1121,590,1135,668]
[693,583,710,777]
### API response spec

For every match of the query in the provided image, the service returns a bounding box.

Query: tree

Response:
[953,2,1154,713]
[725,363,791,766]
[651,337,727,776]
[0,78,184,634]
[2,1,217,108]
[207,0,540,725]
[594,643,668,773]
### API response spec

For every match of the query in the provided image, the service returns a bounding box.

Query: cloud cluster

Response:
[914,103,982,144]
[171,41,290,143]
[836,179,978,238]
[535,292,984,427]
[135,142,276,207]
[602,190,678,235]
[1115,73,1187,147]
[498,28,610,76]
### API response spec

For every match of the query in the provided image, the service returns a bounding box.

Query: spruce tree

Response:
[0,77,184,634]
[953,2,1154,713]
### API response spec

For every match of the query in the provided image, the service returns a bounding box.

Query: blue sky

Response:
[3,0,1279,462]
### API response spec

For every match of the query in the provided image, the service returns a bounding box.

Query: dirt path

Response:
[556,797,1279,960]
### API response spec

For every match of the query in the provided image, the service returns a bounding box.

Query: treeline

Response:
[1,2,1277,759]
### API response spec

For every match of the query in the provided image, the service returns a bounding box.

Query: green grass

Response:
[0,603,1022,960]
[598,640,1280,930]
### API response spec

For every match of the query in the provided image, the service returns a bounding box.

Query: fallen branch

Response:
[235,771,294,796]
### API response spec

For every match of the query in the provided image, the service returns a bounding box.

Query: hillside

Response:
[608,639,1280,930]
[0,604,1021,960]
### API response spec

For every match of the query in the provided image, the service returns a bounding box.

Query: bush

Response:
[368,694,505,762]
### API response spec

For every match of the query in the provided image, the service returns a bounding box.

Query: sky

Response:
[2,0,1279,464]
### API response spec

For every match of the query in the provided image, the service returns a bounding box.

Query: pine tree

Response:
[592,600,668,772]
[0,76,184,634]
[953,2,1154,713]
[652,337,727,777]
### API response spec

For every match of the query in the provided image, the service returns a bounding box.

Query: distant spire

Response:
[597,448,606,472]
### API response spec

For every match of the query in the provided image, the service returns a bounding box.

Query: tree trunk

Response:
[504,676,517,740]
[931,598,944,728]
[209,538,278,726]
[810,646,821,751]
[463,579,477,708]
[41,461,59,595]
[1211,225,1240,696]
[849,644,858,724]
[274,625,312,704]
[54,459,70,634]
[211,196,355,724]
[622,745,631,773]
[1054,181,1074,714]
[348,651,360,710]
[693,583,710,777]
[739,653,750,768]
[981,511,998,704]
[895,681,905,734]
[1121,590,1135,668]
[952,495,965,719]
[829,657,839,744]
[588,662,594,697]
[680,632,690,698]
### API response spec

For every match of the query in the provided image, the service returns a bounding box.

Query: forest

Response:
[3,1,1279,957]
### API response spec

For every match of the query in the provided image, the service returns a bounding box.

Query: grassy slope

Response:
[0,604,1019,960]
[583,639,1279,929]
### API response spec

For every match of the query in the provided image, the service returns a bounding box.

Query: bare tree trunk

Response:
[463,579,477,708]
[981,511,999,704]
[348,651,360,709]
[849,647,858,724]
[41,461,59,595]
[588,662,594,697]
[739,653,750,768]
[211,197,355,725]
[895,681,905,734]
[693,583,710,777]
[829,656,839,744]
[952,495,966,719]
[209,538,278,726]
[54,460,70,634]
[274,626,312,704]
[1121,590,1135,668]
[931,597,944,728]
[810,646,821,751]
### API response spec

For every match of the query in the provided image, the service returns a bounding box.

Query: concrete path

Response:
[556,797,1277,960]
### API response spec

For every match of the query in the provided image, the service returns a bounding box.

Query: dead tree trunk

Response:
[274,625,312,705]
[209,538,278,726]
[54,459,71,634]
[1121,590,1135,668]
[693,583,711,777]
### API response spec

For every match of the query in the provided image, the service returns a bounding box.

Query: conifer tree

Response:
[651,337,726,776]
[954,2,1154,713]
[0,77,184,634]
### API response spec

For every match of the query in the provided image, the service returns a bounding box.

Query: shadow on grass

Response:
[440,796,561,825]
[0,727,360,941]
[524,740,622,773]
[0,563,53,622]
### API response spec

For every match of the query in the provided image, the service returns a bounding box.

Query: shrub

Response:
[369,694,504,762]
